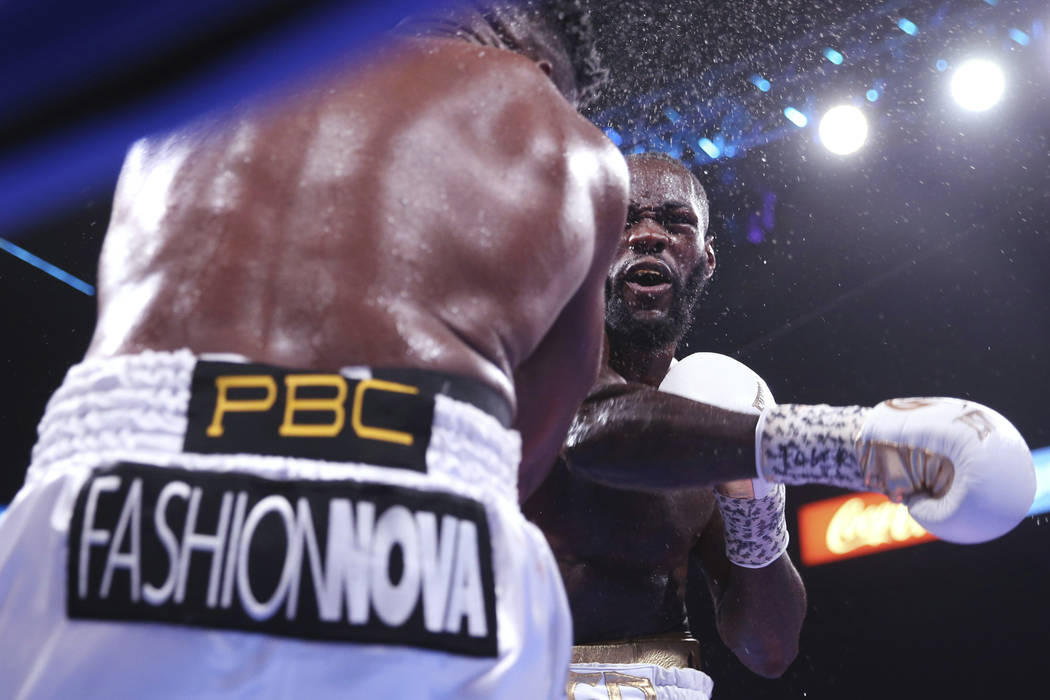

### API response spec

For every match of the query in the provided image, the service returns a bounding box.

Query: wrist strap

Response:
[715,483,789,568]
[757,403,871,490]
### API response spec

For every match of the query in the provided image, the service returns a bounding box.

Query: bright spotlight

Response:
[818,105,868,155]
[950,59,1005,111]
[783,107,808,128]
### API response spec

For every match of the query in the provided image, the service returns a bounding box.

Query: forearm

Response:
[714,554,806,678]
[695,480,806,679]
[564,385,760,490]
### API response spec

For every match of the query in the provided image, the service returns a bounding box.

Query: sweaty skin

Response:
[86,32,629,498]
[525,155,806,678]
[561,158,761,490]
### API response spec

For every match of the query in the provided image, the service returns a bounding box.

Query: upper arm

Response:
[513,146,629,501]
[513,283,607,500]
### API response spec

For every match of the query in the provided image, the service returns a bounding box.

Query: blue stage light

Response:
[750,74,771,92]
[631,145,646,154]
[697,138,721,158]
[983,0,998,5]
[0,237,95,295]
[823,48,844,65]
[898,18,919,36]
[663,108,682,124]
[1029,447,1050,516]
[0,0,450,238]
[936,59,949,71]
[604,128,623,146]
[866,89,880,102]
[783,107,808,127]
[1008,29,1031,46]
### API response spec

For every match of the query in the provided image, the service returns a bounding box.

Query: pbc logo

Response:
[68,463,499,657]
[184,361,434,471]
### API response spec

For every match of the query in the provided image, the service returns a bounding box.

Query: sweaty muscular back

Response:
[87,37,628,490]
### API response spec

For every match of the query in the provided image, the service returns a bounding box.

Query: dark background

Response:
[2,1,1048,699]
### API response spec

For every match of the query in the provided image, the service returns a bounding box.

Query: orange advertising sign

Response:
[797,492,937,566]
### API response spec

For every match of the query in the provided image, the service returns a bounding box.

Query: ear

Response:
[703,238,716,280]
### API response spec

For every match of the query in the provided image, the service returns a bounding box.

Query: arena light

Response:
[1008,28,1031,46]
[750,74,771,92]
[1029,447,1050,517]
[783,106,808,127]
[817,104,868,155]
[0,237,95,295]
[866,89,879,102]
[950,58,1005,111]
[897,18,918,36]
[823,48,844,65]
[697,137,721,158]
[603,128,623,147]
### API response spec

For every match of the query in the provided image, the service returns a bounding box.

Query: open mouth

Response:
[624,260,673,293]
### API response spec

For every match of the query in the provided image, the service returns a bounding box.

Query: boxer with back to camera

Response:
[0,2,630,698]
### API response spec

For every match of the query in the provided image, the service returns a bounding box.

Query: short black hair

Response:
[394,1,608,108]
[533,0,607,108]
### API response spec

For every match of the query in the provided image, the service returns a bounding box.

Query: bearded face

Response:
[604,154,714,351]
[605,252,710,348]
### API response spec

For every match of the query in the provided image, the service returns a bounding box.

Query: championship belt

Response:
[571,631,702,671]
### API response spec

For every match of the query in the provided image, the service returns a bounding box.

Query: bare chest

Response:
[537,478,716,570]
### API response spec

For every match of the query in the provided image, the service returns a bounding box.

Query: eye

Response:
[662,208,698,232]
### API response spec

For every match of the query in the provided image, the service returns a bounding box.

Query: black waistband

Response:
[182,360,512,472]
[369,367,512,428]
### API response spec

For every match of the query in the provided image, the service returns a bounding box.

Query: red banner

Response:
[797,492,937,566]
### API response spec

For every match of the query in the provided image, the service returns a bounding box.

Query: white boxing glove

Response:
[661,352,775,497]
[757,397,1036,544]
[660,352,789,567]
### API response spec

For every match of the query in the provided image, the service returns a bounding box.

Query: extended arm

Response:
[563,370,760,490]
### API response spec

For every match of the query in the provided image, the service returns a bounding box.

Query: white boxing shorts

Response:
[0,350,572,699]
[567,662,714,700]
